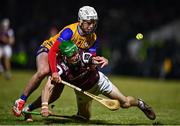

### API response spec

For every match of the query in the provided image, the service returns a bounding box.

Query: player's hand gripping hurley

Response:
[61,80,120,111]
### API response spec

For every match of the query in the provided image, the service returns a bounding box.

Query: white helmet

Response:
[78,6,98,21]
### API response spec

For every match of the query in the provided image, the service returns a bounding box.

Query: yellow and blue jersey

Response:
[41,22,98,54]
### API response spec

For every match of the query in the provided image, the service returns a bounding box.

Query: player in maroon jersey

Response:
[22,40,156,122]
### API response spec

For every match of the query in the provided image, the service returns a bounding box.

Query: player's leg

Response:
[74,90,92,121]
[23,51,50,97]
[12,51,50,116]
[3,45,12,79]
[108,84,156,120]
[98,71,156,120]
[23,76,55,113]
[23,77,64,121]
[107,84,138,107]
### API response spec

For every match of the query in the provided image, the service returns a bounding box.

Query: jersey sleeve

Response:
[88,38,99,56]
[58,28,73,41]
[48,28,73,73]
[48,41,60,73]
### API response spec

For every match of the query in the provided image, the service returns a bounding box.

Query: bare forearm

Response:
[41,77,54,104]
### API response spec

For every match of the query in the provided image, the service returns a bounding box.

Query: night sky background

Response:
[1,0,180,78]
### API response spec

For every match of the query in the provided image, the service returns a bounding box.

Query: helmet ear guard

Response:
[79,20,83,26]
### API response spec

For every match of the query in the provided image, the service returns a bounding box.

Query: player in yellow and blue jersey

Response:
[12,6,108,117]
[48,15,104,83]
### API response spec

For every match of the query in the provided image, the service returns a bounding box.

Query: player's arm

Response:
[8,29,15,45]
[41,76,54,117]
[48,28,73,83]
[41,65,64,117]
[48,41,61,84]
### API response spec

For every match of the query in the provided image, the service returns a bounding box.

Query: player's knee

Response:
[41,67,50,75]
[37,68,49,78]
[120,97,131,108]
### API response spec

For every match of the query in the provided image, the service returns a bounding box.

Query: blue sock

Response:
[28,104,35,111]
[20,94,27,101]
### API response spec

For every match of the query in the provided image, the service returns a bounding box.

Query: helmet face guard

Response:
[80,20,98,35]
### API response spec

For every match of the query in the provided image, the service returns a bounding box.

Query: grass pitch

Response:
[0,70,180,125]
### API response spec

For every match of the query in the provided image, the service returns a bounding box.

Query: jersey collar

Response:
[77,25,85,36]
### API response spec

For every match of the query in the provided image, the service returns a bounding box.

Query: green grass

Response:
[0,70,180,125]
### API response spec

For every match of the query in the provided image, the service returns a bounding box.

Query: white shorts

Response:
[0,45,12,58]
[75,71,113,103]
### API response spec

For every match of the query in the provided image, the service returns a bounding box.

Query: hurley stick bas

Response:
[22,111,72,119]
[61,80,120,111]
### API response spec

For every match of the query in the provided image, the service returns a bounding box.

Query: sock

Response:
[28,104,35,111]
[20,94,27,101]
[138,100,145,109]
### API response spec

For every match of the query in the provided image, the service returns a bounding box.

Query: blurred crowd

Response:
[1,0,180,79]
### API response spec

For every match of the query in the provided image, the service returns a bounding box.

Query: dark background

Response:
[1,0,180,79]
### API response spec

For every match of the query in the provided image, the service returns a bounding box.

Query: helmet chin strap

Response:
[77,22,85,36]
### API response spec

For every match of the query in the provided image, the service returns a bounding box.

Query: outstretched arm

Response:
[41,76,64,117]
[41,76,54,117]
[48,40,60,73]
[48,40,62,84]
[48,28,73,83]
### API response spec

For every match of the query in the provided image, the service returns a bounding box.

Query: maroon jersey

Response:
[57,52,99,90]
[0,28,14,45]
